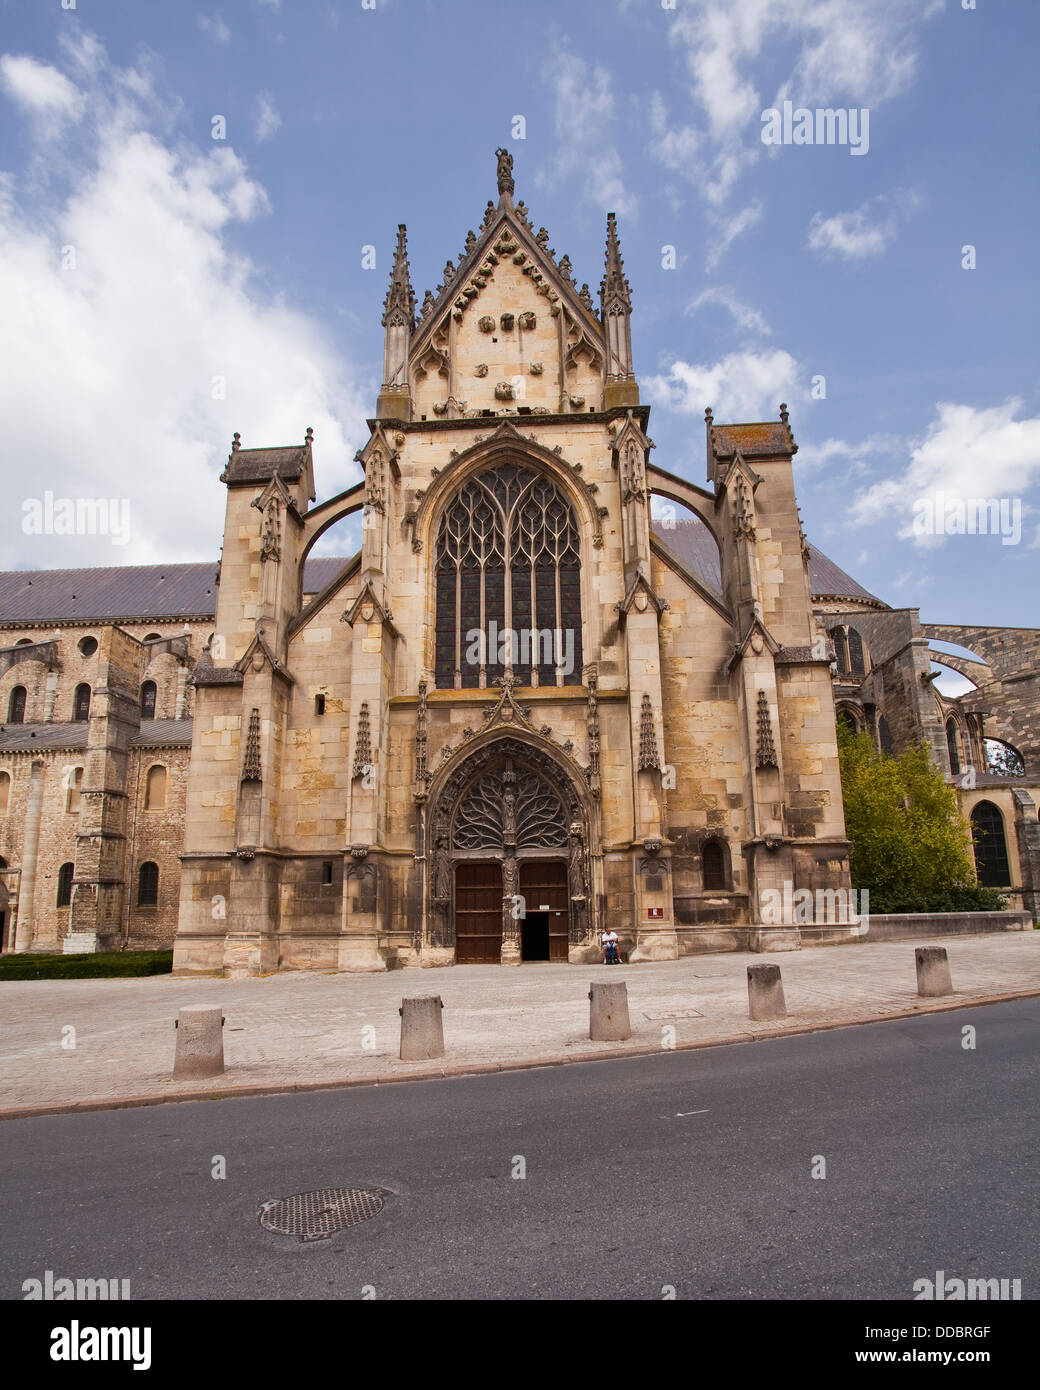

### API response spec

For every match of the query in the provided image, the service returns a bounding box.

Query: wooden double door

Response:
[454,860,569,964]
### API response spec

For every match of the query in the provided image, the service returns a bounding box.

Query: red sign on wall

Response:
[646,907,664,919]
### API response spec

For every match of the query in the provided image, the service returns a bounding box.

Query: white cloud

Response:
[645,348,801,421]
[0,35,366,569]
[848,399,1040,546]
[808,203,895,260]
[0,54,83,126]
[795,433,903,474]
[706,199,762,270]
[197,15,231,44]
[536,42,636,217]
[687,286,770,336]
[255,92,281,142]
[654,1,940,207]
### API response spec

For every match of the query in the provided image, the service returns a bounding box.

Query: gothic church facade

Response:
[2,153,1036,968]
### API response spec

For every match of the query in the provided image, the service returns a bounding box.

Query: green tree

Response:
[836,724,1006,913]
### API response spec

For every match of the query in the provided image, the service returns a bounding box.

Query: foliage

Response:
[836,725,1006,914]
[985,738,1026,778]
[0,950,173,981]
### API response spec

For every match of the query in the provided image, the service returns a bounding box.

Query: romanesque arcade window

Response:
[66,767,83,814]
[0,771,10,815]
[145,764,167,811]
[7,686,26,724]
[434,463,583,689]
[73,683,91,721]
[970,802,1010,887]
[137,861,159,907]
[140,681,157,720]
[56,862,74,908]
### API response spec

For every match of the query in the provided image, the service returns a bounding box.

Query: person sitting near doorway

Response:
[601,928,620,965]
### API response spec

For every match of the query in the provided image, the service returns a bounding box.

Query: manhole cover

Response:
[258,1187,390,1242]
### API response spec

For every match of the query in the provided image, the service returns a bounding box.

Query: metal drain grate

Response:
[258,1187,390,1242]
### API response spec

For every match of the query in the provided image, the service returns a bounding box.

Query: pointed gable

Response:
[407,152,608,421]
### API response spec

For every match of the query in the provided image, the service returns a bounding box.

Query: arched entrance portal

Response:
[427,737,594,964]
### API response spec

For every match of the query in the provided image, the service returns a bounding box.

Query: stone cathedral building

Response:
[1,152,1037,969]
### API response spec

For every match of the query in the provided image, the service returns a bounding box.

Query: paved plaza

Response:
[1,931,1037,1117]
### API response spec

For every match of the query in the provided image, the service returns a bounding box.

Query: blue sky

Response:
[0,0,1037,635]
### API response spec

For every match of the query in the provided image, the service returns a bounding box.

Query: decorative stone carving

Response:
[756,691,778,769]
[464,230,476,255]
[242,708,262,782]
[443,261,456,285]
[568,823,588,900]
[495,147,514,196]
[578,283,595,312]
[474,363,488,377]
[494,381,515,401]
[585,664,601,797]
[569,395,586,408]
[558,254,573,282]
[414,681,430,800]
[478,315,495,333]
[433,835,451,901]
[260,496,281,561]
[622,439,645,501]
[529,362,544,376]
[481,200,496,229]
[734,473,756,541]
[500,312,515,331]
[638,693,660,771]
[518,311,536,330]
[352,702,372,780]
[420,290,435,319]
[453,761,569,850]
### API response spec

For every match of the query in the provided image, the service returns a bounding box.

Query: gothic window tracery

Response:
[434,463,582,689]
[452,763,570,849]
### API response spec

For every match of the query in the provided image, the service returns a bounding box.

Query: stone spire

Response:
[378,224,414,418]
[600,211,632,313]
[381,224,415,331]
[600,212,638,408]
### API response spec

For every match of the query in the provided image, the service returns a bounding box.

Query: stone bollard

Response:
[747,963,787,1021]
[916,946,953,998]
[589,981,631,1041]
[173,1007,225,1079]
[399,995,445,1061]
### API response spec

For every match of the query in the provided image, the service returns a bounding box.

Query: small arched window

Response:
[66,766,84,814]
[137,861,159,906]
[946,718,961,776]
[56,861,74,908]
[7,686,26,724]
[73,683,91,721]
[878,716,893,756]
[970,801,1010,887]
[140,681,157,720]
[703,839,727,891]
[0,770,10,814]
[145,764,167,811]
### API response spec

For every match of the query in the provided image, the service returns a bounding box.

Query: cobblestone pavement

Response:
[1,931,1037,1115]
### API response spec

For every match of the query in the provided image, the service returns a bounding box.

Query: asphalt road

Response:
[1,1000,1037,1301]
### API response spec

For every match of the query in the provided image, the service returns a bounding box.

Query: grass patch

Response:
[0,950,173,981]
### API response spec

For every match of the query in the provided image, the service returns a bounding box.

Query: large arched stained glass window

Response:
[970,801,1010,887]
[434,463,583,689]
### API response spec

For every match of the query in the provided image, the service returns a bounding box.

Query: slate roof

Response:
[0,558,354,625]
[0,718,194,752]
[221,445,309,484]
[650,519,884,607]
